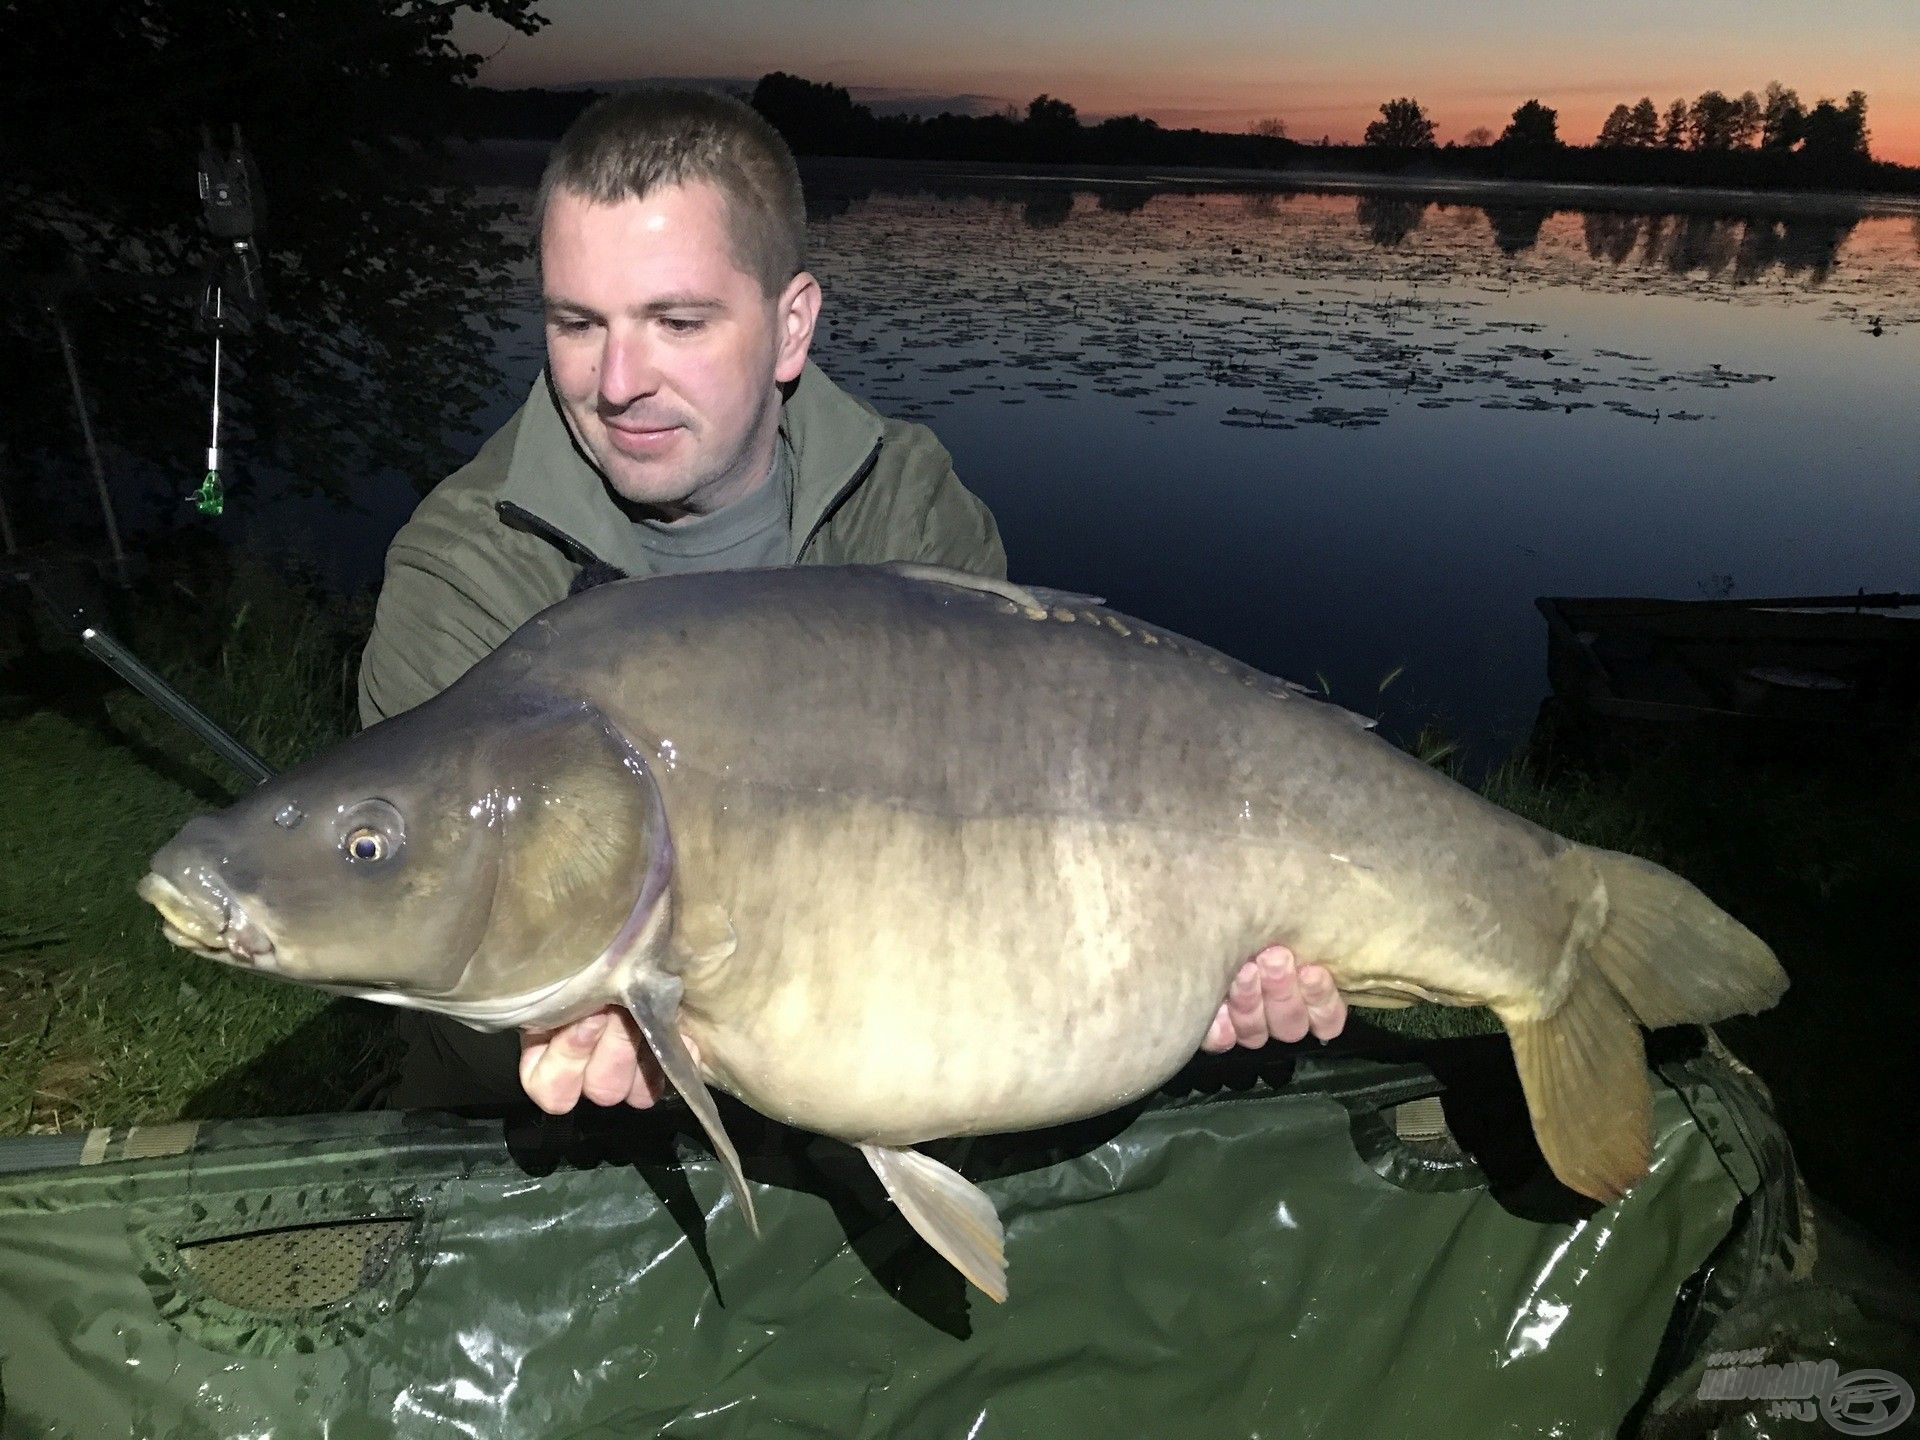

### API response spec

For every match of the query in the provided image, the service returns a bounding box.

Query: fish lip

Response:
[138,870,277,968]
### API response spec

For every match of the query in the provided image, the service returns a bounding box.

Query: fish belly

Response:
[675,798,1288,1147]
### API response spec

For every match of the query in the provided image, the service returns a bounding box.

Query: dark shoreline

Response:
[454,140,1920,219]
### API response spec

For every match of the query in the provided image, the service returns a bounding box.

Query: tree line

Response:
[1337,86,1896,191]
[1365,83,1871,165]
[455,75,1911,196]
[1595,86,1869,161]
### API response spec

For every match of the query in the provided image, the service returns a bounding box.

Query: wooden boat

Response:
[1536,592,1920,731]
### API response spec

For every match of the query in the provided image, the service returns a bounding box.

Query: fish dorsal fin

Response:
[879,563,1105,615]
[625,972,759,1237]
[860,1143,1007,1303]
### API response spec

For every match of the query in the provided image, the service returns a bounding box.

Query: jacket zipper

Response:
[496,500,611,571]
[795,438,882,561]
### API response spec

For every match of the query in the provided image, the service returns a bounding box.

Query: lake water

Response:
[304,160,1920,760]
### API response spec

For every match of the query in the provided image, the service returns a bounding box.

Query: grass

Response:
[1,557,1911,1263]
[0,555,397,1135]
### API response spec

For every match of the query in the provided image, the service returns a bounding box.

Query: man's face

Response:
[540,181,818,518]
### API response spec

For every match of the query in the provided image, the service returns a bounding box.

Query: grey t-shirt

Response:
[622,437,794,575]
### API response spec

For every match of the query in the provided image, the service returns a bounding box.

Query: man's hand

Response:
[1201,945,1347,1052]
[518,1008,672,1115]
[519,944,1346,1115]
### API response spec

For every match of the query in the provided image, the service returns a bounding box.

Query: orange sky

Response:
[457,2,1920,165]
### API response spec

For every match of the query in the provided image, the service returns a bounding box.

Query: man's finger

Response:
[581,1011,645,1106]
[1298,963,1348,1042]
[520,1011,609,1114]
[1227,959,1268,1047]
[1200,1004,1237,1053]
[1257,946,1312,1044]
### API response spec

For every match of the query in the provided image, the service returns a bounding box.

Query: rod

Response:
[75,623,274,786]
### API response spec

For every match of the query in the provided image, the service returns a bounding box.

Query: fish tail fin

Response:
[1503,846,1786,1203]
[1577,847,1788,1029]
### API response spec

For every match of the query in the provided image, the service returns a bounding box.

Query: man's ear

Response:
[773,270,821,384]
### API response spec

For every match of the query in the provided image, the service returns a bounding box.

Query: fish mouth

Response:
[137,871,278,969]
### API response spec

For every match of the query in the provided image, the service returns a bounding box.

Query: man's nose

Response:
[599,328,661,407]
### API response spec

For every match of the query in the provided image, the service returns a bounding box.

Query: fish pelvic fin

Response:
[625,973,759,1237]
[1504,845,1788,1204]
[860,1143,1008,1303]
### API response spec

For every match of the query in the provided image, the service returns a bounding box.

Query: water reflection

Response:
[1023,189,1076,229]
[1582,210,1861,280]
[1355,195,1429,248]
[385,158,1920,754]
[1483,205,1554,256]
[1582,212,1641,265]
[794,183,1889,440]
[1094,187,1155,215]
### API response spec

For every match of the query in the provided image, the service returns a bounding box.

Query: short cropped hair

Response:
[535,88,807,297]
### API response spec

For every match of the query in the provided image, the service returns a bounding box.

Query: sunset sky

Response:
[453,0,1920,165]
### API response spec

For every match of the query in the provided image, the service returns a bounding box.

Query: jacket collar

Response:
[497,362,883,567]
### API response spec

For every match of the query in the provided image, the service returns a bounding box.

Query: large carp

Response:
[140,564,1786,1300]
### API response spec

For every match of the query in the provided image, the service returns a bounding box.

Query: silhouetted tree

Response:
[1026,94,1079,132]
[1628,98,1661,146]
[1800,94,1871,164]
[1687,91,1745,150]
[0,0,544,536]
[1461,126,1495,147]
[1019,94,1081,161]
[751,72,873,154]
[1760,82,1805,150]
[1364,98,1437,148]
[1499,99,1560,149]
[1091,113,1165,162]
[1597,104,1636,148]
[1661,98,1689,148]
[1733,91,1763,148]
[1844,91,1872,155]
[1248,117,1289,139]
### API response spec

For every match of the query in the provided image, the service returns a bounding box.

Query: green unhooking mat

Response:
[0,1033,1813,1438]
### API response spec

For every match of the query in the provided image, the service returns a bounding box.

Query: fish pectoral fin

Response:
[860,1143,1008,1304]
[625,974,759,1237]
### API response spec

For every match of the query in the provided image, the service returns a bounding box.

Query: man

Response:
[358,88,1346,1114]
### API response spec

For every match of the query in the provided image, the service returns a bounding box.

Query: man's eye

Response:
[661,317,706,334]
[549,317,594,335]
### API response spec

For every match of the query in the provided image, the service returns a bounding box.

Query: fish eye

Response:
[336,798,405,865]
[344,827,389,863]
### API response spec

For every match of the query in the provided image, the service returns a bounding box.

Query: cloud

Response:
[847,86,1015,118]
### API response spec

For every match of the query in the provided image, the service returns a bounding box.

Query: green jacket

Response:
[358,362,1006,726]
